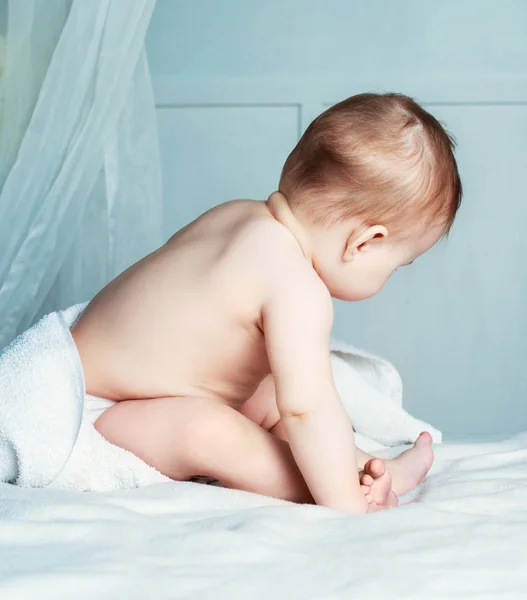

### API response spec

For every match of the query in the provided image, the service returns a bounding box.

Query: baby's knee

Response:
[188,399,242,446]
[178,399,244,464]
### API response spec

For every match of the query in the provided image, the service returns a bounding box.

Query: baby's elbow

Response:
[280,408,314,422]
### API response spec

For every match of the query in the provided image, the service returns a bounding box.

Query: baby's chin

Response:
[326,286,378,302]
[319,270,387,302]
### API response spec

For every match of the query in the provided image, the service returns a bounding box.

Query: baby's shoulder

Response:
[235,213,301,264]
[237,216,327,297]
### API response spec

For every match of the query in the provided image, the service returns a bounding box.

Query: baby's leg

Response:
[241,376,433,499]
[240,377,383,506]
[94,396,313,503]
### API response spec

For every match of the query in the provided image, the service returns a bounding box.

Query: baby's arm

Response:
[262,268,367,514]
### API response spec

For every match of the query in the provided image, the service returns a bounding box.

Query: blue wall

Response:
[146,0,527,438]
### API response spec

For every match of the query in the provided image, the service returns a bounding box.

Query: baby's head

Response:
[278,93,462,301]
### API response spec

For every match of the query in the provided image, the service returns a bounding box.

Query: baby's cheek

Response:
[361,271,391,300]
[328,264,389,301]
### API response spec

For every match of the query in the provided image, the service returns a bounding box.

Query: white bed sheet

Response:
[1,435,527,600]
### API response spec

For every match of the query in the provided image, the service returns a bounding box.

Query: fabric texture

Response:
[0,0,162,348]
[0,435,525,599]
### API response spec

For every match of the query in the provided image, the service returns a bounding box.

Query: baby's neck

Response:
[266,192,312,261]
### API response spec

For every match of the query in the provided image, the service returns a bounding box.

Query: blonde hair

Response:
[279,93,462,234]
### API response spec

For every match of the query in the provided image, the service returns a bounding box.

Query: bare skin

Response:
[239,375,433,504]
[73,198,438,513]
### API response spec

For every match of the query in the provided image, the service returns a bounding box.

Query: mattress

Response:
[1,434,527,599]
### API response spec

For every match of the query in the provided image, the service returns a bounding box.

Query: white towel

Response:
[0,304,441,492]
[330,339,442,450]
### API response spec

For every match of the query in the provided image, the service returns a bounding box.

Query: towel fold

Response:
[0,304,441,491]
[330,339,442,450]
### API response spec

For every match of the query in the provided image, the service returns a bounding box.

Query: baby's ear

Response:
[343,225,388,262]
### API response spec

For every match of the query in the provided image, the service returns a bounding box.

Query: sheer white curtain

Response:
[0,0,163,347]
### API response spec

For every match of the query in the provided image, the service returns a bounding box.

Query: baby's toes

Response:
[360,473,374,486]
[364,458,386,479]
[361,483,371,495]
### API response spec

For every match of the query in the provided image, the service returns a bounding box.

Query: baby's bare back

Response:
[72,200,290,406]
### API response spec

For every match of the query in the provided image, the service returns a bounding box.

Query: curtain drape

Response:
[0,0,163,347]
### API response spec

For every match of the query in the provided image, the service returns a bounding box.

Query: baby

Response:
[72,93,461,514]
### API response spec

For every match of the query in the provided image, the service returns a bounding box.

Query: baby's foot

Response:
[387,432,434,497]
[360,458,398,509]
